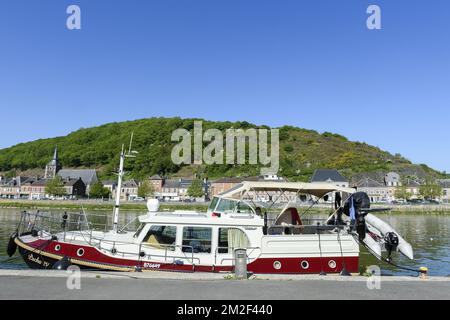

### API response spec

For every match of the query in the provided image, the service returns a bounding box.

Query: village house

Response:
[404,178,421,199]
[35,146,99,198]
[20,178,86,200]
[210,177,249,197]
[0,176,33,199]
[438,180,450,203]
[61,178,87,198]
[153,178,209,202]
[148,175,164,193]
[354,173,423,203]
[355,178,389,203]
[311,169,349,188]
[57,169,98,194]
[384,172,401,187]
[209,176,298,203]
[119,179,139,201]
[101,180,117,199]
[310,169,350,203]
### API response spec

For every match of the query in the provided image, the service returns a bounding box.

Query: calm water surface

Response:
[1,209,449,276]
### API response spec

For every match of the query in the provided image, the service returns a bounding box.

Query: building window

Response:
[182,227,212,254]
[143,225,177,251]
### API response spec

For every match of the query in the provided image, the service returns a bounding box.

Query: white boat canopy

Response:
[219,181,356,199]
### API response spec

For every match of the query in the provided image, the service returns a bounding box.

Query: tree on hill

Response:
[0,117,446,182]
[138,181,155,199]
[187,180,204,198]
[89,182,111,199]
[45,177,66,197]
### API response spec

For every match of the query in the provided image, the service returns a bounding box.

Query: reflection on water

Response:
[1,209,449,276]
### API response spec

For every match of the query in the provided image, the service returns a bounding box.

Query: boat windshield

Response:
[208,197,254,215]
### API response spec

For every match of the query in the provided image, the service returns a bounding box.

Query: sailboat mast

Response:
[112,144,125,234]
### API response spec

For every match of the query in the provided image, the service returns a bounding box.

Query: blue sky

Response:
[0,0,449,172]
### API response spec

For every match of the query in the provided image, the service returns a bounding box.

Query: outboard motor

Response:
[343,192,371,239]
[384,232,399,262]
[343,192,371,217]
[53,256,72,270]
[7,232,18,257]
[356,216,367,241]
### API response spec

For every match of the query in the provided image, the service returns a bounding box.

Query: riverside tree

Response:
[138,181,155,199]
[45,177,66,197]
[394,185,412,201]
[419,181,443,200]
[187,180,204,198]
[89,182,111,199]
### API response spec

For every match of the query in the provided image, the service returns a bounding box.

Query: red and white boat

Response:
[8,146,414,274]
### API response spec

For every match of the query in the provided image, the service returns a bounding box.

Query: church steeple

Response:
[53,146,58,161]
[44,146,62,179]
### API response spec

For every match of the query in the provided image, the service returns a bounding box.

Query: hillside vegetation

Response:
[0,117,445,182]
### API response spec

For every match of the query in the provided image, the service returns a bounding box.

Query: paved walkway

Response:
[0,270,449,300]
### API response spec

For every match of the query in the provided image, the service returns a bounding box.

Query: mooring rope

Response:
[354,234,423,275]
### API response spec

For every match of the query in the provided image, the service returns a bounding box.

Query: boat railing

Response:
[91,239,200,269]
[17,211,201,269]
[17,211,139,244]
[214,247,261,265]
[19,211,138,233]
[267,223,346,236]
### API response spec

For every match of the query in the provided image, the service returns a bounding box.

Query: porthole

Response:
[300,260,309,270]
[54,244,61,252]
[273,261,282,270]
[77,248,85,257]
[328,260,337,269]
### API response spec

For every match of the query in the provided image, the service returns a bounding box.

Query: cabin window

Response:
[236,202,253,214]
[218,228,250,254]
[182,227,212,254]
[133,223,146,238]
[143,225,177,251]
[208,197,220,212]
[216,199,237,213]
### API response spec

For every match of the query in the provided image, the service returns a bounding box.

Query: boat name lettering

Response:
[143,262,161,269]
[27,253,50,268]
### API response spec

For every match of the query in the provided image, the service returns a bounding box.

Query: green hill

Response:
[0,117,446,182]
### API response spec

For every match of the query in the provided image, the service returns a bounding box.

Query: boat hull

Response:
[15,237,359,274]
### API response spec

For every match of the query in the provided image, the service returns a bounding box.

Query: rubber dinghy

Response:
[341,192,414,262]
[361,230,382,259]
[365,213,414,260]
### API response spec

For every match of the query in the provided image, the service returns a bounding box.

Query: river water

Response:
[1,209,449,276]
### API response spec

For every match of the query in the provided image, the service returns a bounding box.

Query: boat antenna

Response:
[112,133,138,234]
